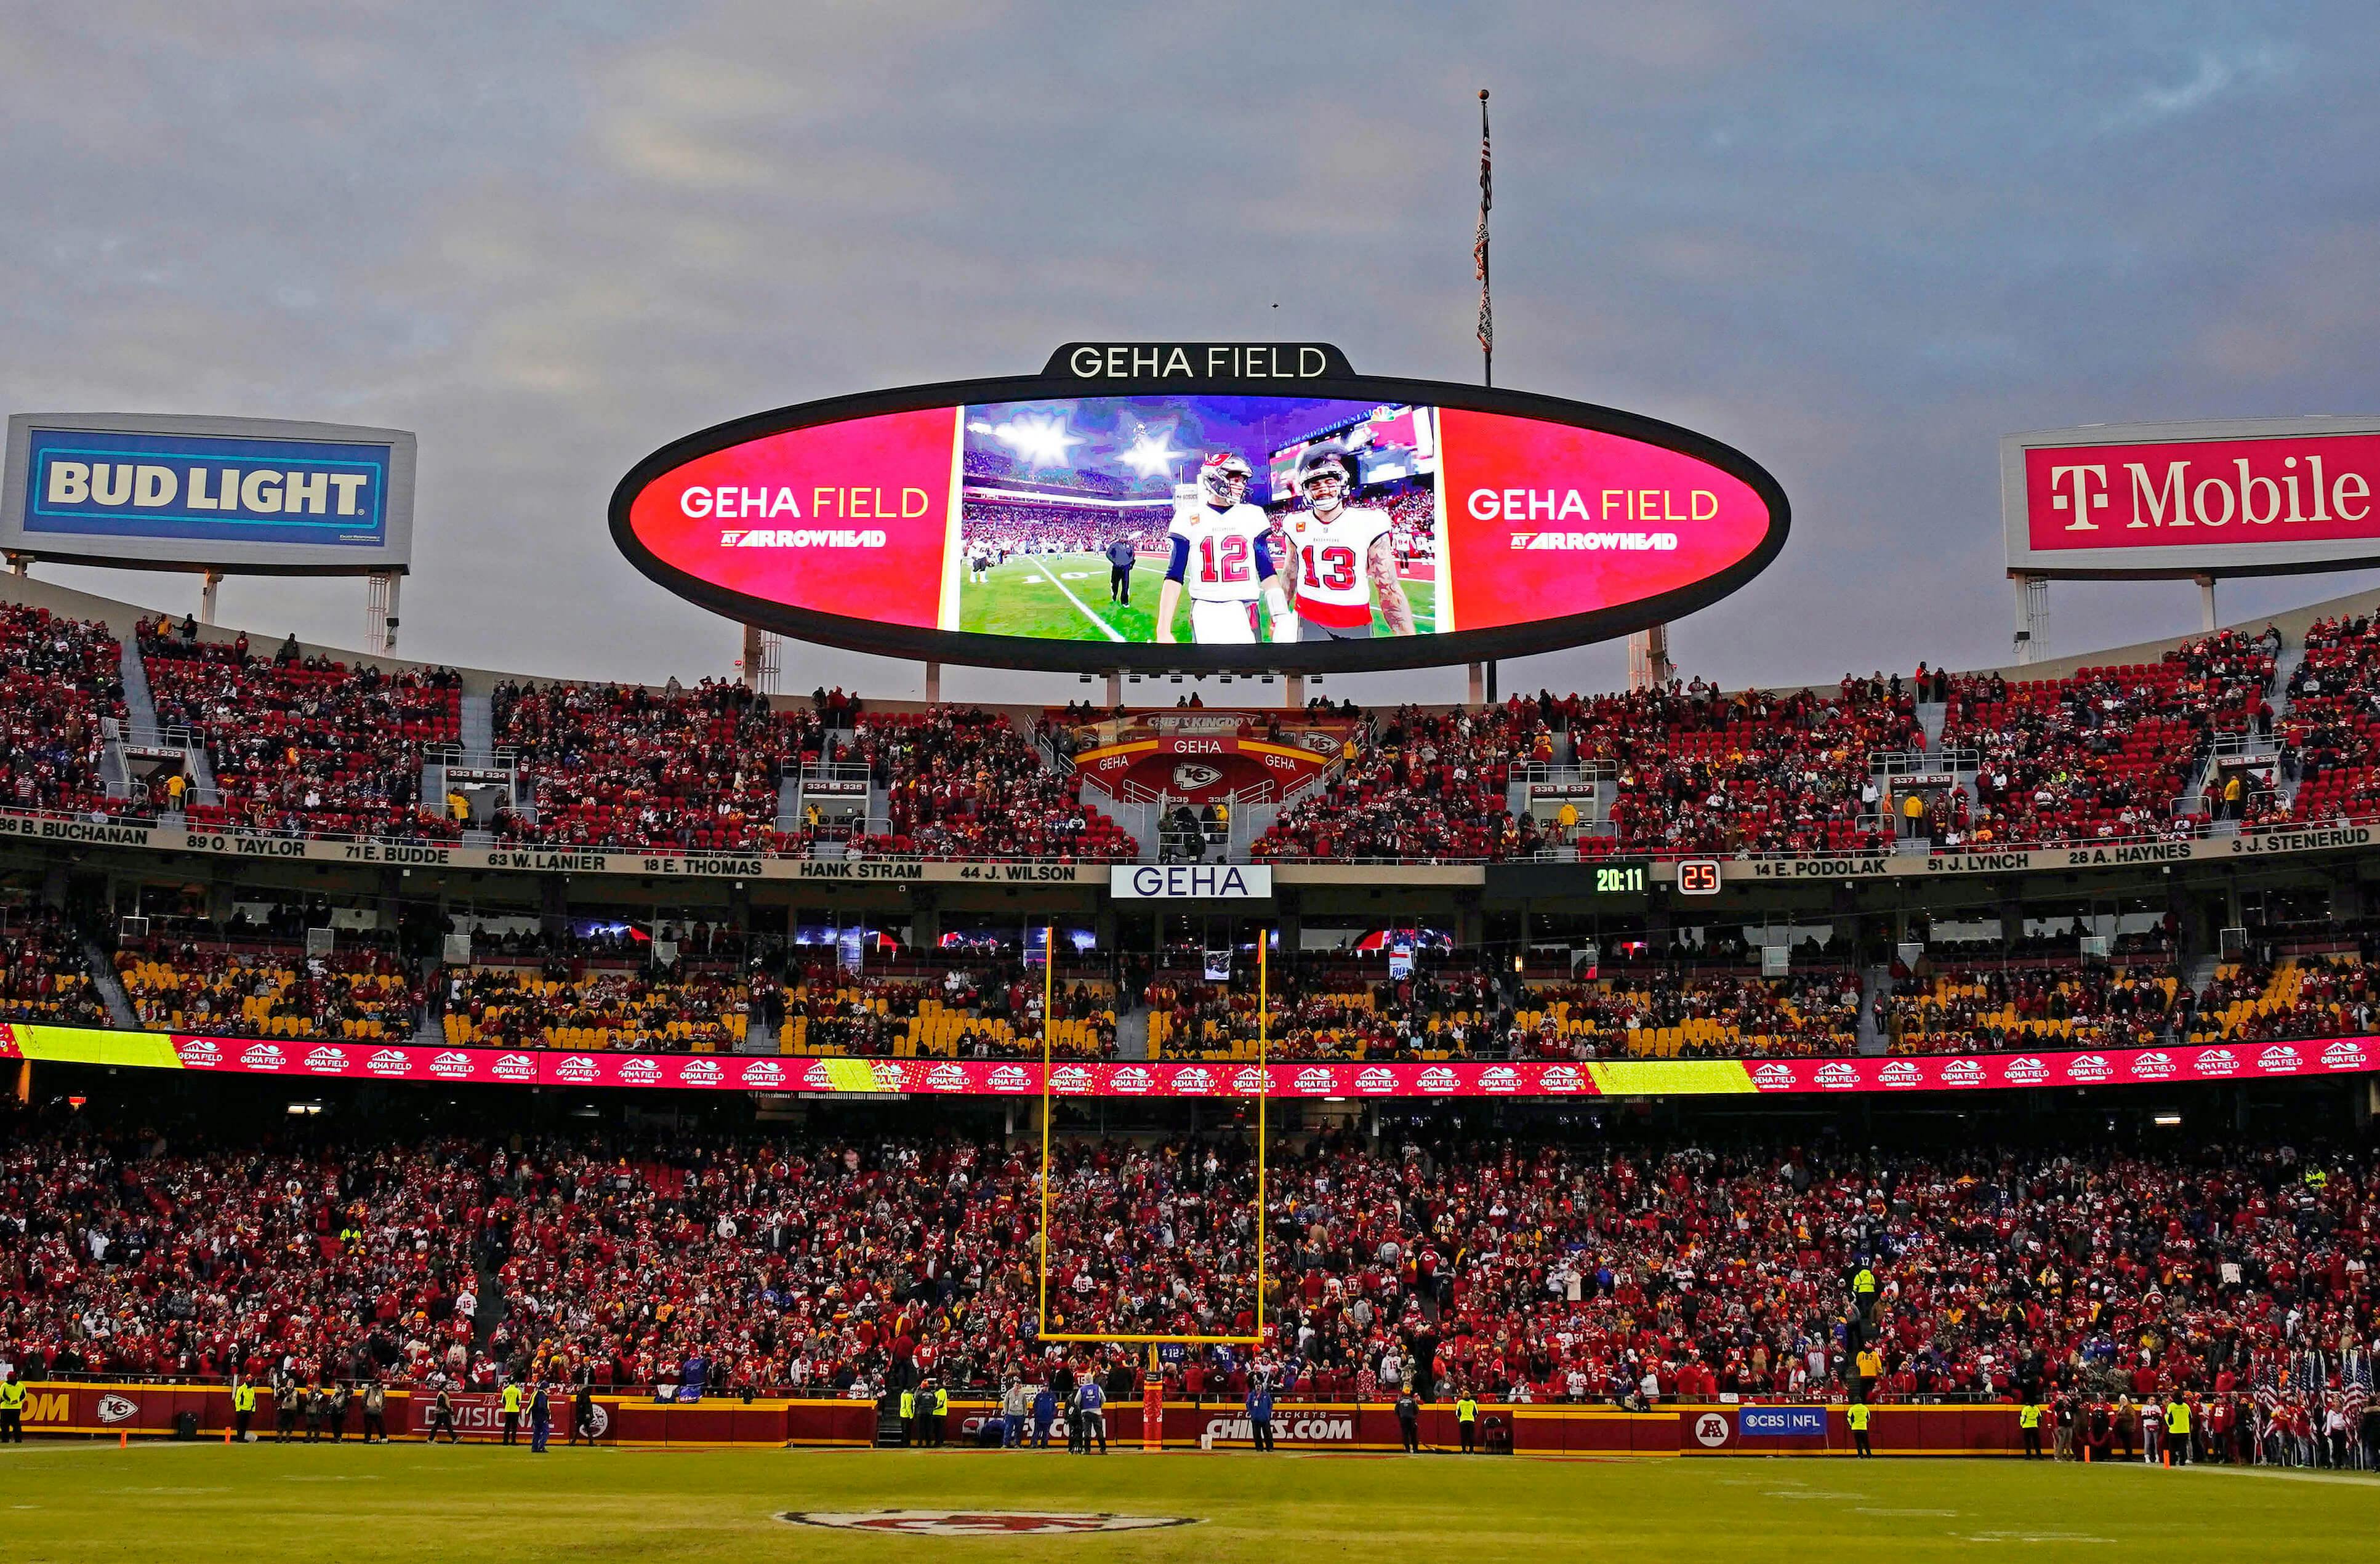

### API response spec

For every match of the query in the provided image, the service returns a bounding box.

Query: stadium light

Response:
[992,414,1082,468]
[2153,1112,2183,1126]
[1119,430,1183,478]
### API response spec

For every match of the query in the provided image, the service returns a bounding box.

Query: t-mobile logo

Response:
[2048,465,2109,530]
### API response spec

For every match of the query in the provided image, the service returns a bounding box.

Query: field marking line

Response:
[1023,555,1125,643]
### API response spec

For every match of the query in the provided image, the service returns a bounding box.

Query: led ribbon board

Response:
[613,343,1789,672]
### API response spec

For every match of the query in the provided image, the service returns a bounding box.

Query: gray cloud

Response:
[6,1,2378,704]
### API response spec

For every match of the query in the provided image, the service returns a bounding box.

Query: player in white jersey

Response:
[1156,452,1298,644]
[1280,448,1415,638]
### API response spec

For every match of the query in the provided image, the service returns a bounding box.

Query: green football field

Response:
[15,1442,2380,1563]
[957,551,1438,643]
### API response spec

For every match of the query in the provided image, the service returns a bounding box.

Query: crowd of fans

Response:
[116,940,424,1041]
[0,603,124,817]
[0,907,107,1025]
[140,619,464,839]
[2,1116,2374,1458]
[25,599,2380,866]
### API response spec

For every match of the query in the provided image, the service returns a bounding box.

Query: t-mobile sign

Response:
[2003,417,2380,579]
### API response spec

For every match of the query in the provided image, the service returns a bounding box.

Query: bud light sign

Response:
[4,413,415,571]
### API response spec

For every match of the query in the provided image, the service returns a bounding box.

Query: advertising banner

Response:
[4,1025,2371,1100]
[2003,417,2380,579]
[2,413,416,572]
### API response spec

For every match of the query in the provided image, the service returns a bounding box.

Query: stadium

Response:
[10,17,2380,1564]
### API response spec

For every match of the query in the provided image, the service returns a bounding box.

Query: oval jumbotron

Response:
[611,371,1789,673]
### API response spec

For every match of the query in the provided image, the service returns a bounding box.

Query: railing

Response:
[2,795,2376,870]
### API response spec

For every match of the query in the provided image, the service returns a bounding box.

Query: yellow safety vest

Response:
[2168,1402,2190,1435]
[933,1389,949,1415]
[899,1390,914,1418]
[1857,1349,1882,1378]
[2019,1403,2040,1429]
[233,1385,255,1413]
[1456,1398,1478,1423]
[0,1382,22,1410]
[1853,1268,1877,1296]
[1847,1403,1870,1430]
[502,1384,521,1413]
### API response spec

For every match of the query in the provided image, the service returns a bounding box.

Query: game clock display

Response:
[1593,862,1649,895]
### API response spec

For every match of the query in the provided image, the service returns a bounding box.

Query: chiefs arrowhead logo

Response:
[1171,763,1223,792]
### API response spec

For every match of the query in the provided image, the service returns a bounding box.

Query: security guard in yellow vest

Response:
[2165,1396,2191,1466]
[2019,1400,2043,1459]
[0,1373,23,1443]
[1456,1393,1479,1453]
[1854,1345,1883,1402]
[898,1387,915,1447]
[1851,1265,1879,1317]
[231,1379,257,1442]
[501,1381,523,1446]
[932,1384,951,1448]
[1847,1399,1873,1458]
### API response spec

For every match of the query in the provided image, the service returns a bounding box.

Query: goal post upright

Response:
[1031,921,1272,1352]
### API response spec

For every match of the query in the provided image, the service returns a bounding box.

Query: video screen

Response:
[956,395,1441,646]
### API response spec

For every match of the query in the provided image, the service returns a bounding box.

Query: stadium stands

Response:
[1,1115,2368,1441]
[0,603,124,817]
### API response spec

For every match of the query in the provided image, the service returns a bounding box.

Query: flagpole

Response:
[1474,88,1498,705]
[1475,89,1492,389]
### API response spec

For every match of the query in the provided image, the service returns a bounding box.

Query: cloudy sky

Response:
[6,2,2377,702]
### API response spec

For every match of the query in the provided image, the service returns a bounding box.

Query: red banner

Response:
[7,1025,2373,1098]
[7,1382,2020,1456]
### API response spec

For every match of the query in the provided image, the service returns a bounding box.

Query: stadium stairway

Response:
[1114,1004,1149,1061]
[457,692,497,766]
[773,774,802,838]
[117,640,163,747]
[1915,699,1947,752]
[412,953,444,1046]
[1858,963,1892,1055]
[79,931,140,1029]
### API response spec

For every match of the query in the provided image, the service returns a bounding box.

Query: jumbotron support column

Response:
[1106,671,1124,710]
[2011,574,2046,665]
[1467,662,1485,706]
[366,572,401,656]
[2196,573,2219,633]
[924,662,942,704]
[198,568,223,626]
[1627,624,1673,692]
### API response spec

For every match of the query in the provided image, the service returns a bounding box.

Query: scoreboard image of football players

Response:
[1280,447,1415,638]
[1155,452,1298,644]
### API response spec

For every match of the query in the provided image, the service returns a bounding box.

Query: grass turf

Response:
[13,1442,2380,1563]
[957,552,1436,643]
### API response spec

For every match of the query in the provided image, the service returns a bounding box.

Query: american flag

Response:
[1474,90,1492,366]
[2346,1350,2372,1426]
